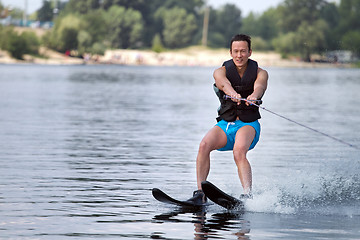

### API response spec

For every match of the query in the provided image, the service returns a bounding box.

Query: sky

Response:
[208,0,283,15]
[2,0,284,16]
[1,0,339,16]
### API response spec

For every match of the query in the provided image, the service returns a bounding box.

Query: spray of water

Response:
[245,164,360,216]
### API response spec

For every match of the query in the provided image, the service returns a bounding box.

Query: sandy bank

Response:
[0,46,346,68]
[99,47,344,68]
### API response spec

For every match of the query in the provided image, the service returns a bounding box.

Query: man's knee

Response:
[198,139,212,153]
[233,147,247,163]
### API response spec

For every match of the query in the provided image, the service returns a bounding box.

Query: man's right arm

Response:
[213,66,241,101]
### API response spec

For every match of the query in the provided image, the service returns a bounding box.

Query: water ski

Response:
[152,188,208,208]
[201,181,244,210]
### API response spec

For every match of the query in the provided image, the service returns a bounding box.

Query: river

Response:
[0,64,359,239]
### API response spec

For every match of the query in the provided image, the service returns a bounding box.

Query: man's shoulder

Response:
[248,59,258,67]
[222,59,234,67]
[257,67,268,74]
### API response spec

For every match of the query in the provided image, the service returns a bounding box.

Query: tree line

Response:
[0,0,359,62]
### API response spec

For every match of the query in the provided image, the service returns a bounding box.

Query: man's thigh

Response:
[201,126,228,151]
[234,125,256,151]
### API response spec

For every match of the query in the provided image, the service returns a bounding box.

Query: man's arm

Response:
[213,66,240,99]
[213,66,268,103]
[247,67,268,101]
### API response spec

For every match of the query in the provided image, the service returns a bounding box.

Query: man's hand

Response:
[228,93,240,105]
[245,94,258,106]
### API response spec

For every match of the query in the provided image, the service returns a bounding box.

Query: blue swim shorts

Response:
[216,119,261,151]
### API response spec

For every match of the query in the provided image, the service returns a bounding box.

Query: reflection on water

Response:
[0,65,359,239]
[153,207,250,240]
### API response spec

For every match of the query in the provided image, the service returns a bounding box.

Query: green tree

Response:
[7,33,27,59]
[145,0,204,47]
[337,0,360,35]
[161,7,197,48]
[240,9,279,50]
[251,36,270,51]
[48,14,83,52]
[0,26,14,51]
[102,0,147,11]
[4,31,40,59]
[295,20,329,61]
[213,4,242,48]
[207,32,226,48]
[241,12,260,37]
[152,34,164,53]
[155,0,205,14]
[272,32,297,58]
[320,2,340,50]
[77,30,92,54]
[103,5,144,49]
[65,0,100,14]
[257,8,281,41]
[0,26,40,59]
[21,31,40,55]
[341,31,360,56]
[206,4,242,48]
[82,10,107,44]
[279,0,327,32]
[0,25,5,49]
[90,42,106,55]
[320,2,339,29]
[37,0,53,21]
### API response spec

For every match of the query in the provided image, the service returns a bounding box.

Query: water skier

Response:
[190,34,269,204]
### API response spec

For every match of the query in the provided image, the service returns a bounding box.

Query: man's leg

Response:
[233,125,256,194]
[196,126,227,189]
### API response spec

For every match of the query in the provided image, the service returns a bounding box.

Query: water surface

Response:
[0,64,359,239]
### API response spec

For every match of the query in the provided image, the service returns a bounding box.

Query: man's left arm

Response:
[247,67,268,101]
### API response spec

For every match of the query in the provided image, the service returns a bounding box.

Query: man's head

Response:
[230,34,251,52]
[230,34,252,68]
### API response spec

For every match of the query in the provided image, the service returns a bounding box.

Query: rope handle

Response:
[224,95,263,105]
[223,95,359,150]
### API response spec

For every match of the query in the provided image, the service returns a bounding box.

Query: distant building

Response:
[326,50,358,63]
[0,16,53,28]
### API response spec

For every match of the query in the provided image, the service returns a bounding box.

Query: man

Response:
[189,34,268,204]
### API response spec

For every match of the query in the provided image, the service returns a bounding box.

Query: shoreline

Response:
[0,46,350,68]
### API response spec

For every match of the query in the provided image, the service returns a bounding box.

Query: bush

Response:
[152,34,164,53]
[0,27,40,59]
[20,31,40,55]
[208,32,226,48]
[48,14,82,52]
[77,30,92,55]
[251,36,271,51]
[90,42,106,55]
[7,33,28,59]
[162,7,197,48]
[0,26,14,50]
[341,31,360,56]
[272,32,297,58]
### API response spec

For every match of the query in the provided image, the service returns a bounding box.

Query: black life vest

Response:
[215,59,261,123]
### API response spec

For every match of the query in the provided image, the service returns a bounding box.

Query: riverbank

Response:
[0,46,348,68]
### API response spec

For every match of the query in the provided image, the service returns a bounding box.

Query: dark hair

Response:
[230,34,251,51]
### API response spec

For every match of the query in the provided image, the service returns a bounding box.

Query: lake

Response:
[0,64,359,239]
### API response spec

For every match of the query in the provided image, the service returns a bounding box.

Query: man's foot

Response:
[187,190,207,205]
[239,193,253,200]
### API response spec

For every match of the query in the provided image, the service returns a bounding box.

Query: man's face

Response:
[230,41,252,68]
